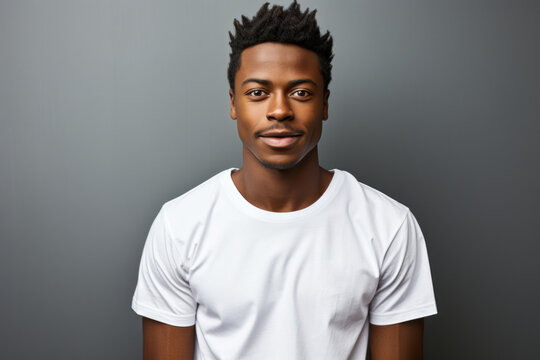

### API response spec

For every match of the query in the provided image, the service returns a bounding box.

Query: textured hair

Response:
[228,1,334,91]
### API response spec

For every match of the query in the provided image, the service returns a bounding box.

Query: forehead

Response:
[236,42,322,85]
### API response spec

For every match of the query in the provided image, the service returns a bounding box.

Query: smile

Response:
[259,132,303,148]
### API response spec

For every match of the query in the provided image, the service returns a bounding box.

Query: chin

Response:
[259,158,299,171]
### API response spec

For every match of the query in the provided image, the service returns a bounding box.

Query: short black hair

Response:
[228,1,334,91]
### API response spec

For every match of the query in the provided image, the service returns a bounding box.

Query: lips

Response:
[258,131,303,149]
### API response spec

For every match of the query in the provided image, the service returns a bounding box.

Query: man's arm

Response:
[369,318,424,360]
[142,317,195,360]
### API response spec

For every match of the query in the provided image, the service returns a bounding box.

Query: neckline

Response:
[222,168,343,222]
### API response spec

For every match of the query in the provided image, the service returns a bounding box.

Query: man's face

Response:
[229,42,329,170]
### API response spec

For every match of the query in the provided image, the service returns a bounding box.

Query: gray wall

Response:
[1,0,538,359]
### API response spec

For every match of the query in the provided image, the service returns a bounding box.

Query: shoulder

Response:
[160,168,233,234]
[335,169,411,244]
[337,169,409,216]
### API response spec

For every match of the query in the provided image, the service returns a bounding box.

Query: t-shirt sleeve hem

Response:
[369,303,438,326]
[131,299,196,327]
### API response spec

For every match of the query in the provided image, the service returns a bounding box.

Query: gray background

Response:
[1,0,538,359]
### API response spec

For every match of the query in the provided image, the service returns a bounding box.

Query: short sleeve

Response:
[369,210,437,325]
[131,206,197,326]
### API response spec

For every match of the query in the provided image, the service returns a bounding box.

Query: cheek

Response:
[236,116,257,144]
[236,103,265,133]
[237,99,261,118]
[300,108,324,130]
[311,123,323,143]
[236,119,250,143]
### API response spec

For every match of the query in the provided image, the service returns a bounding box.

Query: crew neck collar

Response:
[221,168,343,222]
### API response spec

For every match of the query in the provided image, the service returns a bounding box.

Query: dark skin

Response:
[229,43,333,212]
[142,318,194,360]
[142,318,424,360]
[369,319,424,360]
[142,42,425,359]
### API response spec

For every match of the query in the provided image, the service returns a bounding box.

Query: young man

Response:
[132,2,437,359]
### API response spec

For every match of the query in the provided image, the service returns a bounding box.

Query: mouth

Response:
[258,131,303,148]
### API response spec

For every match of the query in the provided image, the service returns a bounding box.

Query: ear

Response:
[322,89,330,120]
[229,89,237,120]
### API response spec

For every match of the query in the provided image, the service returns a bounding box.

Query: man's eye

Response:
[248,90,265,97]
[291,89,311,97]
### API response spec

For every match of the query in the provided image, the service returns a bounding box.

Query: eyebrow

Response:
[241,78,318,87]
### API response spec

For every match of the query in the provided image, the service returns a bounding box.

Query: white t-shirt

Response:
[132,168,437,359]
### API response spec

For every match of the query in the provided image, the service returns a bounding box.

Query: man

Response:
[132,1,437,359]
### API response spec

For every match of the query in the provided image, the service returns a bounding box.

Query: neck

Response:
[231,147,333,212]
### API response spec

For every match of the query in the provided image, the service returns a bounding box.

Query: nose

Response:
[266,92,293,121]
